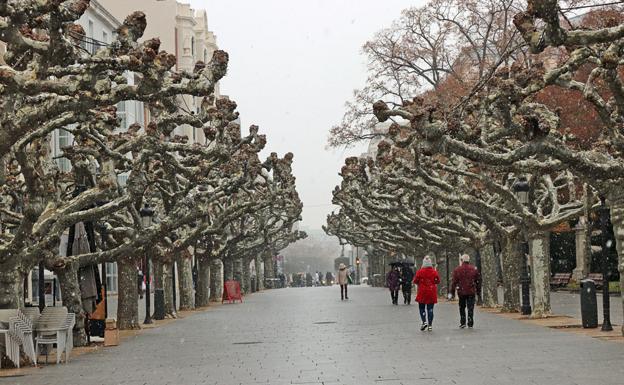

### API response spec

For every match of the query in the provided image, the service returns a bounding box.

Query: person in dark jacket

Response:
[400,264,414,305]
[414,256,440,331]
[450,254,482,328]
[386,266,401,305]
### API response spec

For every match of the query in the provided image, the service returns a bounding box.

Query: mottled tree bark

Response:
[263,252,275,289]
[178,257,195,311]
[195,257,211,307]
[163,262,176,317]
[117,258,140,330]
[233,258,243,284]
[481,243,498,308]
[223,259,234,281]
[530,232,551,318]
[209,259,223,301]
[608,194,624,336]
[153,259,165,320]
[255,258,264,291]
[0,265,23,309]
[242,258,251,294]
[56,263,87,346]
[501,235,521,312]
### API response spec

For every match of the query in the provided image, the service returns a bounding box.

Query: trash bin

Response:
[580,279,598,328]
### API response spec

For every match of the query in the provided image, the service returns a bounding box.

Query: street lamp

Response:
[513,176,532,316]
[599,196,613,331]
[140,203,154,324]
[355,254,361,285]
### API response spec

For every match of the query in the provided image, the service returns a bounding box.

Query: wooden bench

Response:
[550,273,572,290]
[587,273,604,289]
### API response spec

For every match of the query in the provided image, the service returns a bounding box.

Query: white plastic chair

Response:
[34,307,69,365]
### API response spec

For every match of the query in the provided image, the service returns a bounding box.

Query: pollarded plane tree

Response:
[330,92,590,313]
[0,0,306,348]
[367,1,624,313]
[200,151,305,292]
[0,2,229,318]
[514,0,624,333]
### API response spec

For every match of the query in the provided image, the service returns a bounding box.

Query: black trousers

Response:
[459,294,476,326]
[402,286,412,304]
[340,284,348,299]
[390,289,399,304]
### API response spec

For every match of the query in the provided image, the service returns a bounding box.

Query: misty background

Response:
[188,0,423,271]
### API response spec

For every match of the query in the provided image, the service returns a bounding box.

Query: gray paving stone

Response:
[3,286,624,385]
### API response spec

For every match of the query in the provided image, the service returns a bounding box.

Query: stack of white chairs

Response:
[9,310,37,365]
[0,306,75,367]
[0,309,21,368]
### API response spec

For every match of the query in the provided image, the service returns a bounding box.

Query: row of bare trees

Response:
[326,0,624,334]
[0,0,304,347]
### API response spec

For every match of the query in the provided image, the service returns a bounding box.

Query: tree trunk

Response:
[233,258,243,284]
[481,243,498,308]
[263,252,275,289]
[530,232,551,318]
[56,262,88,346]
[163,262,176,318]
[501,235,521,312]
[116,258,140,330]
[255,258,264,291]
[223,259,233,281]
[608,194,624,336]
[209,259,223,302]
[0,263,23,309]
[196,257,211,307]
[242,258,251,294]
[178,256,195,311]
[153,259,165,320]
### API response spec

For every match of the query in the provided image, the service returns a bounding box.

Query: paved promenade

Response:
[4,286,624,385]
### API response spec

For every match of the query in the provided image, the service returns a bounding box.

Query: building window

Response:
[117,173,128,187]
[88,20,96,54]
[191,37,195,57]
[204,49,208,63]
[106,263,118,293]
[102,31,108,44]
[117,101,127,130]
[135,101,144,126]
[53,128,72,172]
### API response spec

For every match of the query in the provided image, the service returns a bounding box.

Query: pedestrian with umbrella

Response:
[400,262,415,305]
[386,263,401,305]
[413,256,440,331]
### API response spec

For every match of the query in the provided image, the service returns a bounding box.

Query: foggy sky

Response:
[188,0,424,230]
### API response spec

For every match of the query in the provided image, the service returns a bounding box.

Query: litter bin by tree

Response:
[580,279,598,328]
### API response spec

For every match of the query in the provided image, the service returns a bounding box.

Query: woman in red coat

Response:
[413,256,440,331]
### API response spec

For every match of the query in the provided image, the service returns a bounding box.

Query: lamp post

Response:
[513,177,532,316]
[599,196,613,331]
[140,203,154,324]
[355,255,361,285]
[38,261,45,311]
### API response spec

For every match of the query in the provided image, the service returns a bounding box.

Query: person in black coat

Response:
[400,264,415,305]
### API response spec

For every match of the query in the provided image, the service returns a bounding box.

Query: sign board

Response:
[222,280,243,304]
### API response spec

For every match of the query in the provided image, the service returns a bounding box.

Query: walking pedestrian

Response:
[413,256,440,331]
[450,254,481,328]
[337,263,350,300]
[401,264,414,305]
[386,266,400,305]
